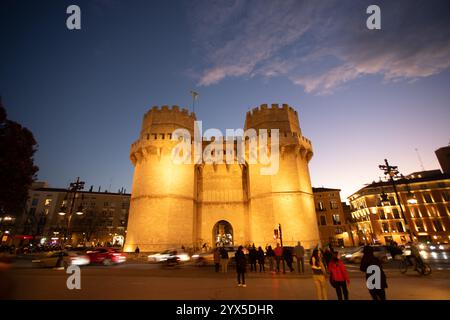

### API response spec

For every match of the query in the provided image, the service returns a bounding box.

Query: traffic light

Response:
[273,229,279,240]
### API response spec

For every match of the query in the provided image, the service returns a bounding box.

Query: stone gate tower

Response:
[124,103,320,252]
[244,104,319,247]
[125,106,197,252]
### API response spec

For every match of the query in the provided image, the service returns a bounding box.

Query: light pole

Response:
[58,177,85,248]
[379,159,413,242]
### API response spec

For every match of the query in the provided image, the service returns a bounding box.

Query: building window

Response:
[320,215,327,226]
[382,222,389,233]
[442,191,450,202]
[415,220,425,232]
[389,197,396,206]
[332,214,341,225]
[379,209,386,220]
[317,202,325,211]
[396,222,404,233]
[330,200,339,209]
[423,193,433,203]
[433,220,444,232]
[335,228,344,234]
[31,198,39,206]
[104,202,109,207]
[392,208,400,219]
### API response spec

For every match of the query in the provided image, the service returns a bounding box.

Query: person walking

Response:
[274,243,283,273]
[213,247,220,272]
[293,241,305,273]
[257,246,265,272]
[360,245,388,300]
[235,246,247,287]
[219,246,229,273]
[328,251,350,300]
[310,248,328,300]
[249,245,257,272]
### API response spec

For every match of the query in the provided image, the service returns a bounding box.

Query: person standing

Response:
[360,246,388,300]
[257,246,265,272]
[283,247,294,272]
[293,241,305,273]
[266,245,275,272]
[219,246,229,273]
[274,243,283,273]
[310,248,328,300]
[213,247,220,272]
[248,245,257,272]
[235,246,247,287]
[328,251,350,300]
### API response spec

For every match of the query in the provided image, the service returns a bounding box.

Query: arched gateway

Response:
[212,220,233,247]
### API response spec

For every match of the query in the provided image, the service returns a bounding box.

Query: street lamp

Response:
[379,159,413,242]
[58,177,85,247]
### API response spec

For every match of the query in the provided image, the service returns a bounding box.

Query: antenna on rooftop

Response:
[415,148,425,171]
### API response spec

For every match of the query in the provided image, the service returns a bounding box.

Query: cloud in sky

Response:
[188,0,450,94]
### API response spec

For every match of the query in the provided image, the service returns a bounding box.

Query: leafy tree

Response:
[0,97,39,219]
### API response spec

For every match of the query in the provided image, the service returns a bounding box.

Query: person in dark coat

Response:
[266,245,275,272]
[248,245,257,272]
[283,247,294,272]
[235,246,247,287]
[257,246,265,272]
[360,245,388,300]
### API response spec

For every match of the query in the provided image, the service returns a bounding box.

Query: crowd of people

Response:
[212,242,396,301]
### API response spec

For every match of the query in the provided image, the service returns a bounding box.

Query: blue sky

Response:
[1,0,449,199]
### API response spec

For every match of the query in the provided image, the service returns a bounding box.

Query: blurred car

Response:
[32,251,90,268]
[86,247,127,265]
[192,247,237,266]
[417,242,446,251]
[148,250,190,263]
[343,245,392,263]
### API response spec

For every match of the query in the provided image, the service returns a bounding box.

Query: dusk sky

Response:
[1,0,449,199]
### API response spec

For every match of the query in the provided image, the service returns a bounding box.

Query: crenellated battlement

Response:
[144,105,196,119]
[246,103,297,117]
[245,103,302,137]
[140,105,196,139]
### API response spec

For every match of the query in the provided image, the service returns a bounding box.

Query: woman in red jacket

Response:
[328,251,350,300]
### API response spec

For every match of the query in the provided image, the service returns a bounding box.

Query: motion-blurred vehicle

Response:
[417,242,446,251]
[86,247,127,265]
[147,250,190,263]
[343,245,392,264]
[32,251,90,268]
[192,246,237,266]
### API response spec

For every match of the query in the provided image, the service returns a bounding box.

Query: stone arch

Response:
[212,220,234,247]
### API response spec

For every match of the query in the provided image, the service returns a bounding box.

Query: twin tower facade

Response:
[124,103,320,252]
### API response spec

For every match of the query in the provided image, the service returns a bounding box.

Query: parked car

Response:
[86,248,127,265]
[343,245,392,263]
[32,251,90,268]
[148,250,190,263]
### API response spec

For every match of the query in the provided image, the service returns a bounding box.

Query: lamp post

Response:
[58,177,85,248]
[378,159,413,242]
